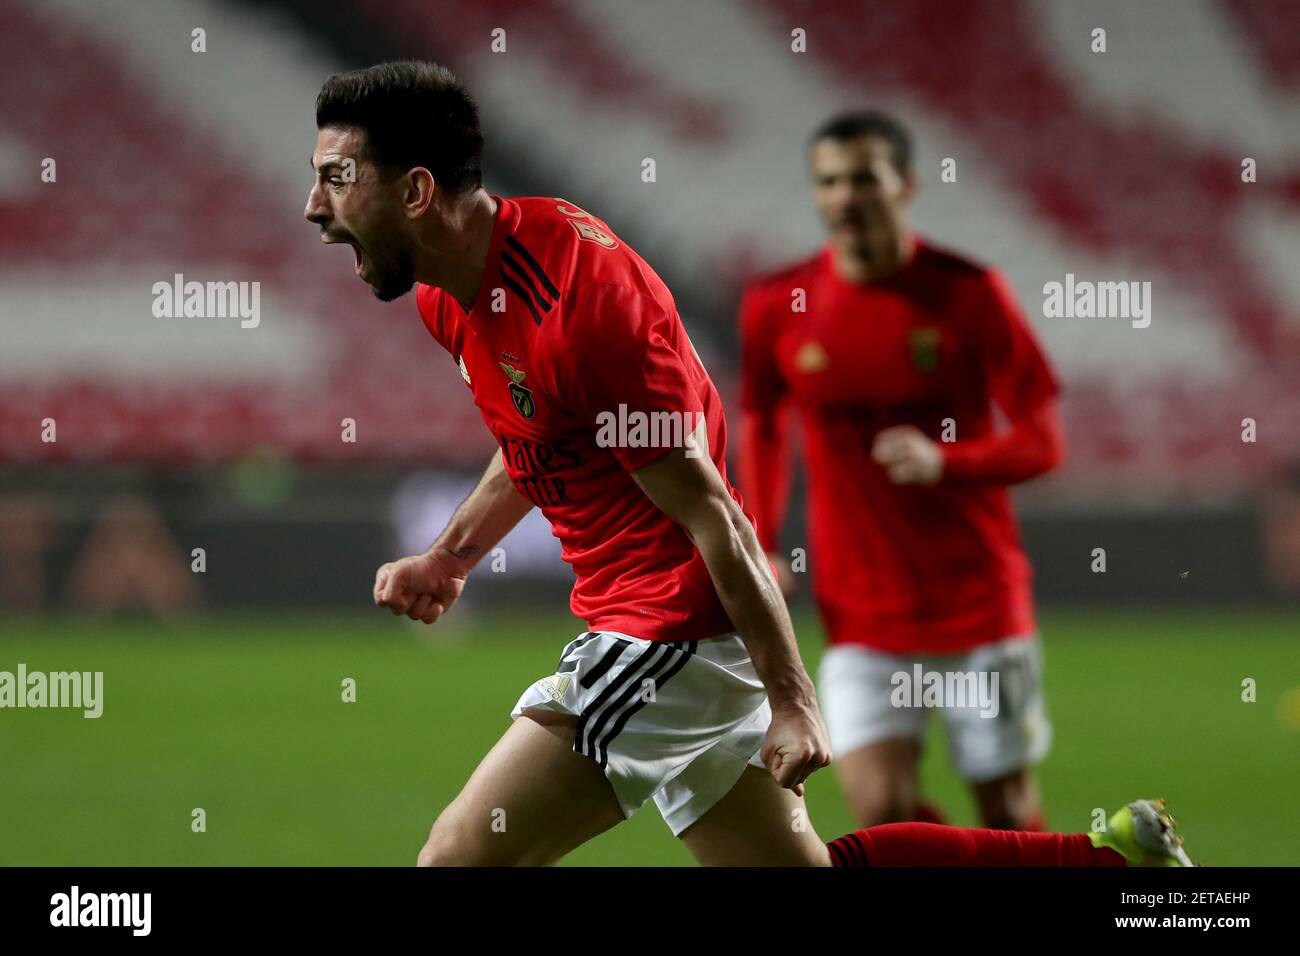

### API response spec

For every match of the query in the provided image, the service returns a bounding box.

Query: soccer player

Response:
[738,111,1062,831]
[304,62,1190,867]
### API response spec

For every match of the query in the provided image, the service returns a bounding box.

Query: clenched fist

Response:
[871,424,944,486]
[373,550,468,625]
[760,697,832,797]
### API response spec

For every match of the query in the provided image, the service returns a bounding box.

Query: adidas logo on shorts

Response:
[538,674,571,702]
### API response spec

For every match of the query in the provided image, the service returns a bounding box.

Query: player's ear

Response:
[401,166,436,219]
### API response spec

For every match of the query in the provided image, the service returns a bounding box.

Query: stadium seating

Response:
[3,0,1297,498]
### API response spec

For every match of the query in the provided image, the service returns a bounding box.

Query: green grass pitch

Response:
[1,608,1295,865]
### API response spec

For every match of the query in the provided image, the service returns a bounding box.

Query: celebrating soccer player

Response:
[304,63,1190,867]
[739,112,1063,832]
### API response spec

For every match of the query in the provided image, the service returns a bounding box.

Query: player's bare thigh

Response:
[677,765,831,866]
[417,709,624,866]
[833,738,923,827]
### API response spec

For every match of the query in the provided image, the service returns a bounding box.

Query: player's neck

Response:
[832,230,915,285]
[416,190,499,312]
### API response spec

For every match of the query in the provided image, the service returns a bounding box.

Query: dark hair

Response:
[315,60,483,194]
[809,110,912,177]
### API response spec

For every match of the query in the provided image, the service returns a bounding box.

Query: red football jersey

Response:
[740,240,1061,654]
[417,196,741,642]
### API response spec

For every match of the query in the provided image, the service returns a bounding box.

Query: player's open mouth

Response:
[320,232,365,277]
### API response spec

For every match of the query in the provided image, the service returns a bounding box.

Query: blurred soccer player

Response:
[739,112,1063,831]
[304,63,1189,866]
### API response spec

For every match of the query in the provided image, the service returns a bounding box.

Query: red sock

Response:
[827,823,1127,867]
[912,801,948,826]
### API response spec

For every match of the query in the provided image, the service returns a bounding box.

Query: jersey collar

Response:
[465,195,518,317]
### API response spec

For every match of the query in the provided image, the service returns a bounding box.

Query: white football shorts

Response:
[817,634,1052,782]
[511,629,770,836]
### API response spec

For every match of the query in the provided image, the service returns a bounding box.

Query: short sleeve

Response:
[975,270,1060,416]
[738,284,787,414]
[563,281,703,471]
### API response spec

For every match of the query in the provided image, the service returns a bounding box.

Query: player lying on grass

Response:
[304,59,1193,867]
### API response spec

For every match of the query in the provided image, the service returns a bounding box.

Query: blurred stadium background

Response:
[1,0,1297,865]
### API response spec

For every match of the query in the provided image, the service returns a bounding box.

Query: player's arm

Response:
[374,451,534,624]
[737,286,797,593]
[427,449,534,570]
[872,269,1065,486]
[872,399,1064,485]
[565,279,826,790]
[935,398,1064,483]
[739,409,791,547]
[630,448,830,795]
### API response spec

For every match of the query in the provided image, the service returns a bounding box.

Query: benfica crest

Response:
[499,362,535,419]
[908,327,942,372]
